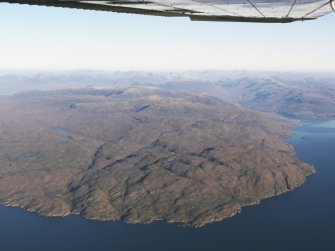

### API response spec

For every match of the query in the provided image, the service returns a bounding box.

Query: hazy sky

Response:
[0,3,334,72]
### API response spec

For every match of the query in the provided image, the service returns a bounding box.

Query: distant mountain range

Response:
[216,77,335,119]
[1,70,335,119]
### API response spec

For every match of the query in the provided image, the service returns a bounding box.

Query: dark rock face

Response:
[0,87,314,226]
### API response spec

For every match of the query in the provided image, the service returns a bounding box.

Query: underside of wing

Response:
[1,0,334,22]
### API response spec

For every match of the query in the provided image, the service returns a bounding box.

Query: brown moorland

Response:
[0,87,314,226]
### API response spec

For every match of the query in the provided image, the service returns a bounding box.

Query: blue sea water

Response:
[0,120,334,251]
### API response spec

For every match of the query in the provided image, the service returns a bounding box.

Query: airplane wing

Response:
[1,0,334,23]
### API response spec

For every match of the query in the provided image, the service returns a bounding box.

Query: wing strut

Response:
[286,0,298,18]
[303,1,332,18]
[246,0,265,18]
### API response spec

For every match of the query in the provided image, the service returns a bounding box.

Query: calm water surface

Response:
[1,120,335,251]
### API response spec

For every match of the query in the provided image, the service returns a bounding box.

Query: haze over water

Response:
[0,120,334,251]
